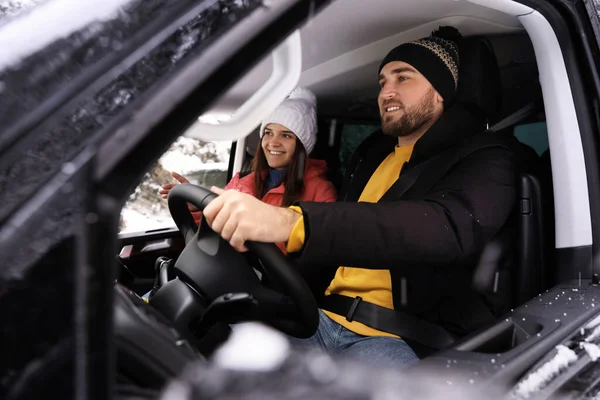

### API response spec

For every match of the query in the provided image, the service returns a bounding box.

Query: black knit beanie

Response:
[379,26,462,106]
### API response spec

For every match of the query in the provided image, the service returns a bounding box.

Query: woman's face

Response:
[261,123,297,170]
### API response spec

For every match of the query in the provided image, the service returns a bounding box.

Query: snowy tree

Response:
[119,137,231,233]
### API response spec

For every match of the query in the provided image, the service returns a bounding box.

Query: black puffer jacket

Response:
[292,104,518,335]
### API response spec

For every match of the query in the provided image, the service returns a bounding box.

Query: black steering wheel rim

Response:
[167,184,319,338]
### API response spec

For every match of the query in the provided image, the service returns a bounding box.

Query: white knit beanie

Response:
[259,87,317,154]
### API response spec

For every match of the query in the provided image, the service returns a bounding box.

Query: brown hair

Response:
[252,138,306,207]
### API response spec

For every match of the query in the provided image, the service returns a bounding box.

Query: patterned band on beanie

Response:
[410,37,459,88]
[378,26,462,106]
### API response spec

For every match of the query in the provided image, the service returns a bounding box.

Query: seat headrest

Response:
[454,37,503,125]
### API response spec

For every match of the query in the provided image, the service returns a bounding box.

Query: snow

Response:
[0,0,132,71]
[513,345,578,398]
[159,154,228,175]
[581,342,600,362]
[197,113,232,125]
[158,137,231,175]
[161,382,191,400]
[213,323,290,372]
[119,207,173,233]
[0,0,44,17]
[586,323,600,343]
[513,313,600,398]
[120,137,231,232]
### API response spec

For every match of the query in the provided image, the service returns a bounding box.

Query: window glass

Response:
[514,122,549,156]
[119,137,231,233]
[0,0,260,224]
[339,124,379,175]
[0,0,261,137]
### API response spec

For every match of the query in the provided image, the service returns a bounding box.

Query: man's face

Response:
[378,61,444,137]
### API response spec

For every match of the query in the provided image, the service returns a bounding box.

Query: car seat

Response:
[459,36,550,311]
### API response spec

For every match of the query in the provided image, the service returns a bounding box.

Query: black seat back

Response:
[457,36,549,310]
[476,136,549,310]
[515,172,546,304]
[510,137,547,305]
[509,123,551,305]
[456,36,503,126]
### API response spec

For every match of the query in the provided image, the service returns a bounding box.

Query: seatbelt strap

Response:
[321,294,456,349]
[486,100,541,133]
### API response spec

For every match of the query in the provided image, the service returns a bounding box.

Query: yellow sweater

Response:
[288,144,414,337]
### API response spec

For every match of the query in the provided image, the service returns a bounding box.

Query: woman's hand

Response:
[159,172,198,212]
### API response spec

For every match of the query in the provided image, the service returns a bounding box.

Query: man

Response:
[203,27,516,368]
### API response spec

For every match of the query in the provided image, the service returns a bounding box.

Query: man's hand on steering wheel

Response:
[166,184,319,338]
[203,187,301,252]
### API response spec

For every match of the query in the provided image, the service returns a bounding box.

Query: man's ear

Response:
[435,91,444,104]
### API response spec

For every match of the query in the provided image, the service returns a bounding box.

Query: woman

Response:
[160,87,337,251]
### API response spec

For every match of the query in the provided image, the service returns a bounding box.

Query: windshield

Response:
[0,0,260,224]
[0,0,258,143]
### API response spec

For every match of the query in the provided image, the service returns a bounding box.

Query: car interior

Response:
[2,0,599,399]
[112,0,580,393]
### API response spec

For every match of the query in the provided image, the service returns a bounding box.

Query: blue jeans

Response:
[289,310,419,369]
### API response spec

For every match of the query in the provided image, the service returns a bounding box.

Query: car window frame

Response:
[0,1,334,398]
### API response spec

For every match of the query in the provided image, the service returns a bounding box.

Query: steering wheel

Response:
[166,184,319,338]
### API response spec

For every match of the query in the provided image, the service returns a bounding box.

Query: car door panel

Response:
[117,227,185,295]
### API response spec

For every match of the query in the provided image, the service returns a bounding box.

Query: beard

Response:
[381,88,436,137]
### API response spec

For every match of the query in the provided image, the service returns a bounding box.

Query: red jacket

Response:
[193,158,337,252]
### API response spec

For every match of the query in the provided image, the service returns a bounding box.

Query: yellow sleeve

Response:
[286,206,305,253]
